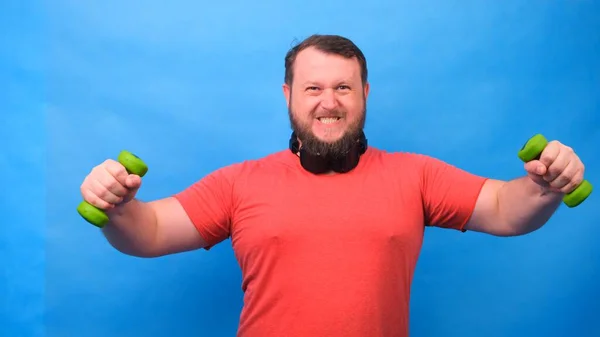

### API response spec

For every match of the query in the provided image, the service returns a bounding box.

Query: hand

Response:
[80,159,142,210]
[524,140,585,194]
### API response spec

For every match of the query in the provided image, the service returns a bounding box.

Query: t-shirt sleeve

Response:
[418,154,488,232]
[172,164,240,250]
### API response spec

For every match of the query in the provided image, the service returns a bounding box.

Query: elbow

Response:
[466,215,543,237]
[487,218,546,237]
[102,228,165,258]
[489,227,529,237]
[106,241,163,258]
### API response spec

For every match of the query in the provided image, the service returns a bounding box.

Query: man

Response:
[80,34,587,336]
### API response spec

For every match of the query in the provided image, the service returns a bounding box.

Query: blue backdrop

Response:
[2,1,599,336]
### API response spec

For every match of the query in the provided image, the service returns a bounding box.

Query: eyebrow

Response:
[300,80,353,87]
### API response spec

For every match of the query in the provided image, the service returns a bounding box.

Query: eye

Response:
[306,86,320,91]
[337,85,351,90]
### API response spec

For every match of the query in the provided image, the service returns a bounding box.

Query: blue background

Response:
[2,1,599,336]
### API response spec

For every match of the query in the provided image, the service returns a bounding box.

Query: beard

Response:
[288,105,366,159]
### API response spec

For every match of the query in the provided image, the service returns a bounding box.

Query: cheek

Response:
[292,101,319,117]
[341,99,363,115]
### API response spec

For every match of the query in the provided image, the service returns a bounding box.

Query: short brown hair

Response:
[284,34,368,86]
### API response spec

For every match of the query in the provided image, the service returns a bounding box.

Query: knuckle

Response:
[548,166,562,178]
[80,177,91,191]
[573,171,584,186]
[80,185,90,199]
[103,158,117,166]
[90,197,104,208]
[549,141,561,152]
[108,180,126,196]
[540,151,553,160]
[95,199,110,209]
[551,176,566,188]
[108,160,126,173]
[89,165,101,176]
[100,159,119,173]
[560,185,572,194]
[106,179,120,191]
[99,160,113,172]
[81,187,92,200]
[566,181,578,193]
[97,198,112,209]
[540,152,557,165]
[96,185,111,199]
[82,189,106,208]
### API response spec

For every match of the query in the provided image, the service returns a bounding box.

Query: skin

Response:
[81,161,204,257]
[283,47,369,158]
[79,46,587,257]
[465,141,586,236]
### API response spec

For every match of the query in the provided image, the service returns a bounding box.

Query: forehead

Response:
[292,47,361,83]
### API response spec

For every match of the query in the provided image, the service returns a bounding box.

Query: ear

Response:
[363,82,370,99]
[282,83,291,108]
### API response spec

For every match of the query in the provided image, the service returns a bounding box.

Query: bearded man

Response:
[79,34,589,337]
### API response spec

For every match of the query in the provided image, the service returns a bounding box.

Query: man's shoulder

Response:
[238,149,294,168]
[214,149,295,176]
[365,146,432,166]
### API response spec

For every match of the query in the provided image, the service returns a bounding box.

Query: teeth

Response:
[318,117,340,124]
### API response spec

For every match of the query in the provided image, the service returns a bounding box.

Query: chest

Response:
[229,171,425,262]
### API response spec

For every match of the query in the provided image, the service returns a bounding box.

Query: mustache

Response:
[311,109,346,118]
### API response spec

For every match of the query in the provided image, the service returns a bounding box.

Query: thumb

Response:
[125,174,142,191]
[524,160,550,187]
[119,174,142,204]
[524,160,547,176]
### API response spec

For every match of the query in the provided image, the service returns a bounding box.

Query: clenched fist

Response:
[80,159,143,210]
[523,140,585,194]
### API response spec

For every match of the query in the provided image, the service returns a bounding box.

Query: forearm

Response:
[497,176,564,235]
[102,199,160,257]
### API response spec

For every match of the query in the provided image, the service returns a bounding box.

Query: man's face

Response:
[283,47,370,157]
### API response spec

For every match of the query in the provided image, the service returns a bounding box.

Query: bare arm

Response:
[102,197,208,257]
[465,139,586,236]
[464,177,563,236]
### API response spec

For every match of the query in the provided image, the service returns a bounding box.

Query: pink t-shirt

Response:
[174,147,487,337]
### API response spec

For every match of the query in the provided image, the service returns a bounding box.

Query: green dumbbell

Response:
[77,150,149,228]
[518,134,593,208]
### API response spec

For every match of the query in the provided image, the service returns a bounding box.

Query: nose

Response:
[320,88,338,110]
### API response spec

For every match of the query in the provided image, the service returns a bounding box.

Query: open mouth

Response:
[317,117,341,124]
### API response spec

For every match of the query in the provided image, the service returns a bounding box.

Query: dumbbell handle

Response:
[77,151,149,228]
[518,134,593,208]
